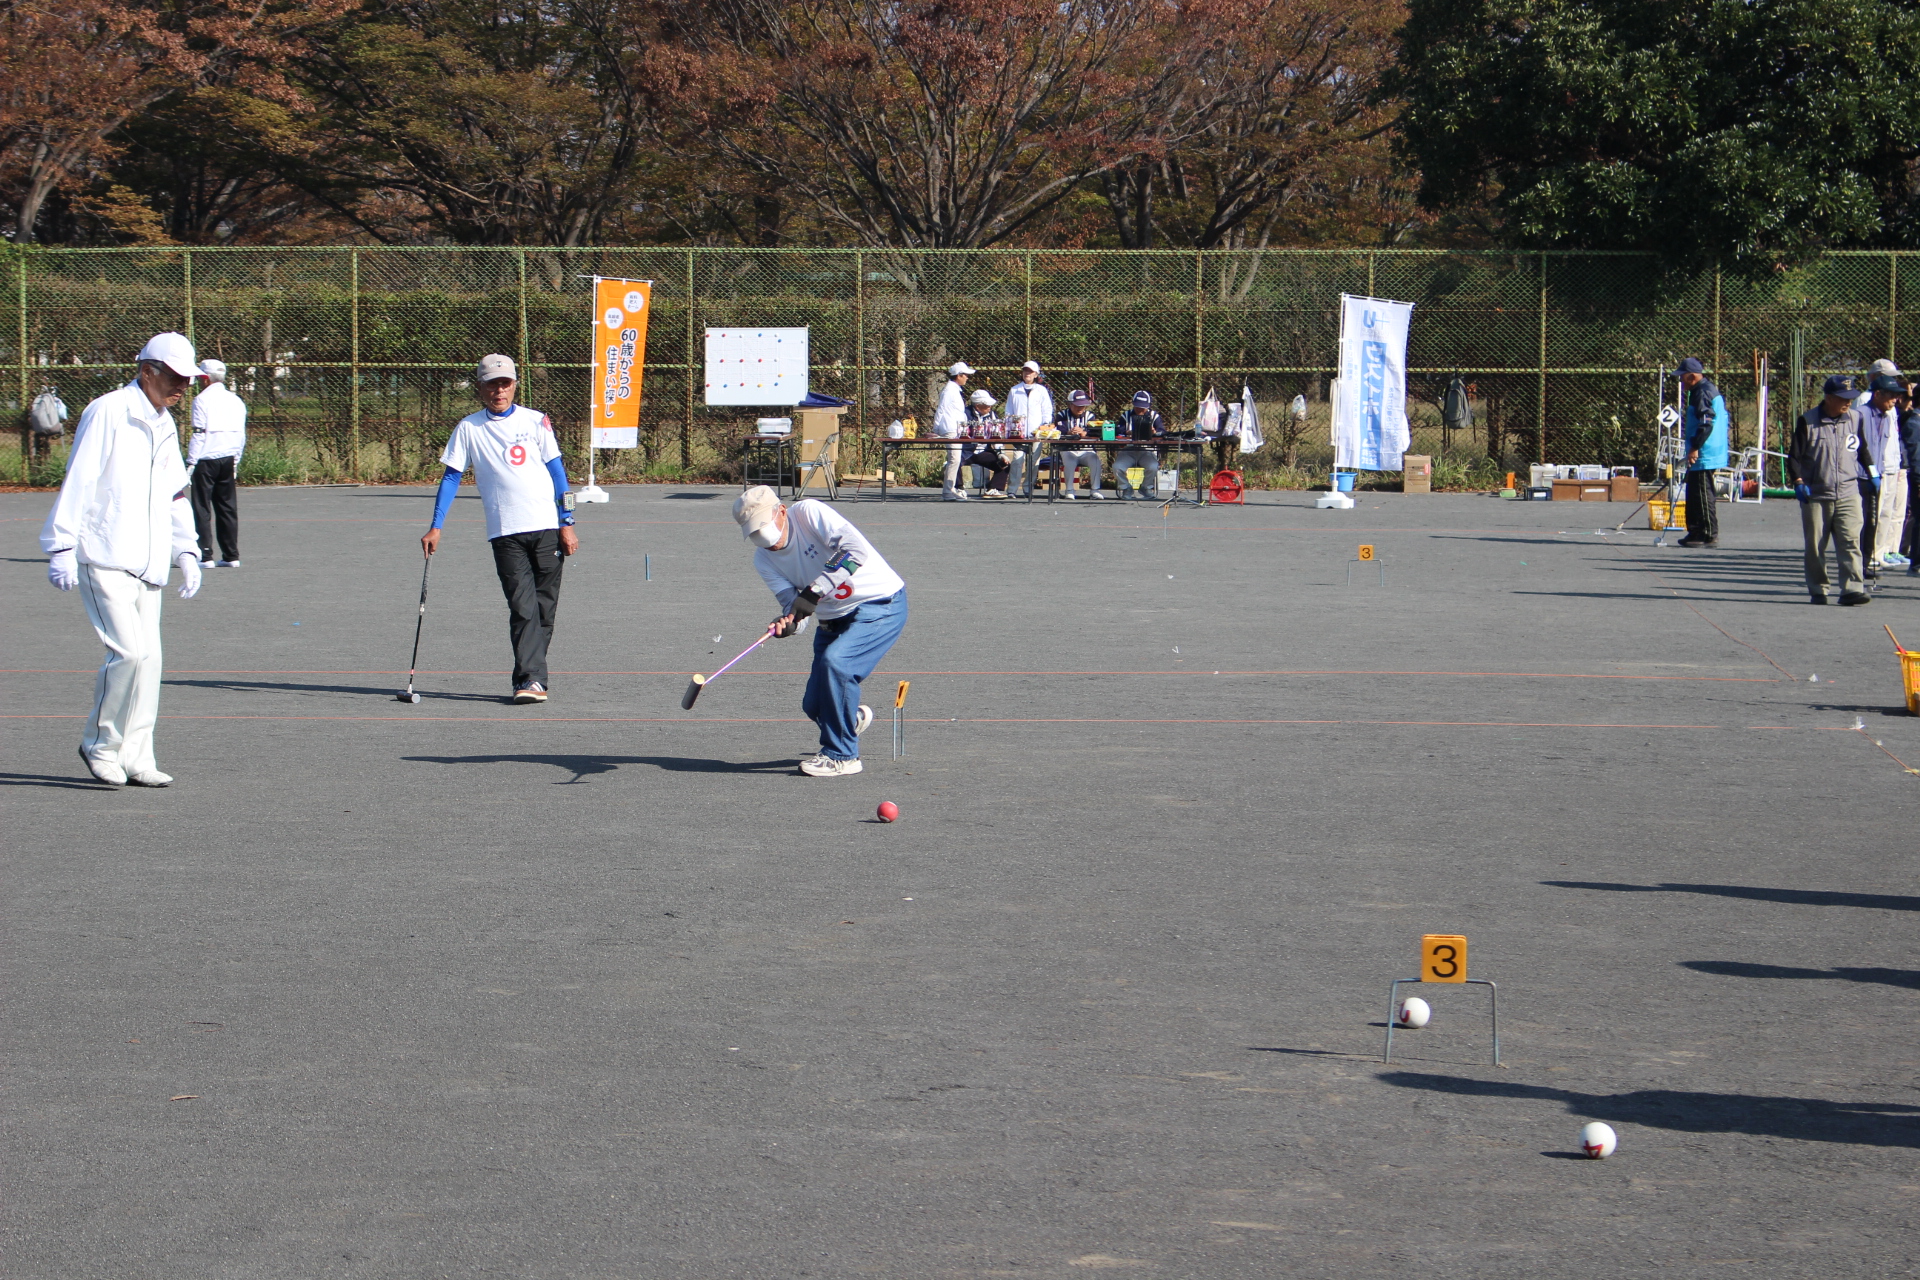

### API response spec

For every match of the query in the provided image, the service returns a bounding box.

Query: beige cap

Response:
[136,332,200,378]
[1869,357,1902,378]
[198,358,227,381]
[475,353,517,383]
[733,484,784,548]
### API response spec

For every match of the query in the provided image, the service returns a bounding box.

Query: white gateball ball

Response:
[1395,996,1431,1029]
[1580,1122,1617,1159]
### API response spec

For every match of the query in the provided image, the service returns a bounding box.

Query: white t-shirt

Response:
[439,405,562,540]
[753,500,905,620]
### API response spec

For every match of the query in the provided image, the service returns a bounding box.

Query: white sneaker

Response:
[127,768,173,787]
[982,489,1008,500]
[1062,492,1076,500]
[217,560,241,568]
[200,558,215,567]
[854,704,874,736]
[943,492,969,501]
[78,747,126,787]
[1091,491,1107,500]
[799,754,863,777]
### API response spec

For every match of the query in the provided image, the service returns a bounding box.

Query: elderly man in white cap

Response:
[1002,360,1053,496]
[931,361,974,500]
[187,358,247,567]
[733,485,907,776]
[40,332,206,787]
[420,354,578,703]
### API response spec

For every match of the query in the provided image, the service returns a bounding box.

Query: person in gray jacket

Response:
[1787,375,1876,606]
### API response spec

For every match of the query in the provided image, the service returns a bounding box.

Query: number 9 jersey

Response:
[439,406,564,540]
[753,499,905,620]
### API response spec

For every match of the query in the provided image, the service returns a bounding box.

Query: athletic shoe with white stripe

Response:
[513,682,547,703]
[799,754,863,777]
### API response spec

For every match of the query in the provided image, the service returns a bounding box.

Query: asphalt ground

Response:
[4,481,1918,1279]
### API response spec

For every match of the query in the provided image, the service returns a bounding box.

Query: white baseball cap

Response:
[1021,360,1041,373]
[475,353,517,383]
[947,362,975,377]
[970,389,995,406]
[733,485,785,548]
[136,332,200,378]
[198,358,227,381]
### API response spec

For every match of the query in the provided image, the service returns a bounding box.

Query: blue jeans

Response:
[802,592,908,760]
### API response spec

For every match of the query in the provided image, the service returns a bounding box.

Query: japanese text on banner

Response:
[591,278,651,449]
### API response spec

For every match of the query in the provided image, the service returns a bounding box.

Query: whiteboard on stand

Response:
[705,328,808,406]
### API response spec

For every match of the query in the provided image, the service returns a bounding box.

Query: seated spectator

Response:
[964,389,1013,500]
[1054,390,1104,499]
[1114,390,1165,499]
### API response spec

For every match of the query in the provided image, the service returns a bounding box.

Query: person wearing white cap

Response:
[733,486,907,777]
[187,358,247,567]
[931,361,974,500]
[420,354,579,703]
[1002,360,1052,496]
[40,331,206,787]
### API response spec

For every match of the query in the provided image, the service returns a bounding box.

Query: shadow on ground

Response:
[1378,1071,1920,1148]
[166,678,505,703]
[1543,880,1920,912]
[403,753,798,782]
[1681,960,1920,990]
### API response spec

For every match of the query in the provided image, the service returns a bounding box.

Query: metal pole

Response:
[1712,267,1722,382]
[1194,251,1204,418]
[350,248,361,480]
[1890,250,1899,362]
[516,249,529,372]
[16,248,27,437]
[1024,250,1034,362]
[683,248,695,471]
[183,249,194,342]
[856,249,866,474]
[1536,253,1549,465]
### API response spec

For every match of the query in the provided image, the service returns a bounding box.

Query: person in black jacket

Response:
[1114,391,1166,498]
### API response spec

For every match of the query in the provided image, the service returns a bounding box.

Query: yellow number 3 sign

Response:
[1421,934,1468,982]
[1357,544,1375,561]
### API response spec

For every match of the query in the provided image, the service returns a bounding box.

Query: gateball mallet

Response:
[396,554,432,704]
[682,623,778,710]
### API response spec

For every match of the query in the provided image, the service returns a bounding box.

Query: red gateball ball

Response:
[876,801,899,823]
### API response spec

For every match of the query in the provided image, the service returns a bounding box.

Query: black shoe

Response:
[1810,594,1829,605]
[1677,535,1704,546]
[1840,592,1874,606]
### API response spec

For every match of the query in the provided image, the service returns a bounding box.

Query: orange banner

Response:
[591,278,651,448]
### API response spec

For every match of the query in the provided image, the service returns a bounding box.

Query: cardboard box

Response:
[1578,483,1611,501]
[1551,479,1585,501]
[1609,474,1638,501]
[1403,454,1432,494]
[794,405,846,496]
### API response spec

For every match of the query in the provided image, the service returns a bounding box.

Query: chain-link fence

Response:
[3,246,1912,485]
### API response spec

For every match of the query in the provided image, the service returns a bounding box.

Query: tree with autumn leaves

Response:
[0,0,1422,248]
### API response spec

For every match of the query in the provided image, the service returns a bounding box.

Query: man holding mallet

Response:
[41,332,206,787]
[420,354,578,703]
[733,486,907,777]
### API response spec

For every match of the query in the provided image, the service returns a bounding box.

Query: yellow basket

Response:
[1649,497,1686,531]
[1126,467,1146,489]
[1902,650,1920,715]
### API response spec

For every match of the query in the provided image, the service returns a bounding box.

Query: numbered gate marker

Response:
[1421,933,1468,983]
[1357,543,1375,561]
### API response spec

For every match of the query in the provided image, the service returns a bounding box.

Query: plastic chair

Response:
[796,432,839,501]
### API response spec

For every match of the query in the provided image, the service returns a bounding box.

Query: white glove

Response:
[48,549,77,591]
[175,552,202,599]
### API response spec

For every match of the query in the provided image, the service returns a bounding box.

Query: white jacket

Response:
[1005,382,1054,432]
[187,382,248,464]
[931,379,967,438]
[41,382,196,586]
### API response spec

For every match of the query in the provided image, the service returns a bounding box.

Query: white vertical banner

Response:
[1332,293,1415,471]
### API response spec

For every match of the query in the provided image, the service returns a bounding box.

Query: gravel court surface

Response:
[4,484,1918,1278]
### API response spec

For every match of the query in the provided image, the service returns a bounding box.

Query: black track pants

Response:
[191,457,239,561]
[491,529,565,689]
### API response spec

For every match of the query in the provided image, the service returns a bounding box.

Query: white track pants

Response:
[78,564,165,774]
[942,442,964,498]
[1874,469,1909,563]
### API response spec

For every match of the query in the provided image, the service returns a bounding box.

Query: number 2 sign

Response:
[1421,934,1467,983]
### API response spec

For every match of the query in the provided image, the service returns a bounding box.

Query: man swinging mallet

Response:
[733,486,907,777]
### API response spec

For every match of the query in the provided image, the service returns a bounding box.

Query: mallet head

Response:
[681,674,706,710]
[395,690,420,704]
